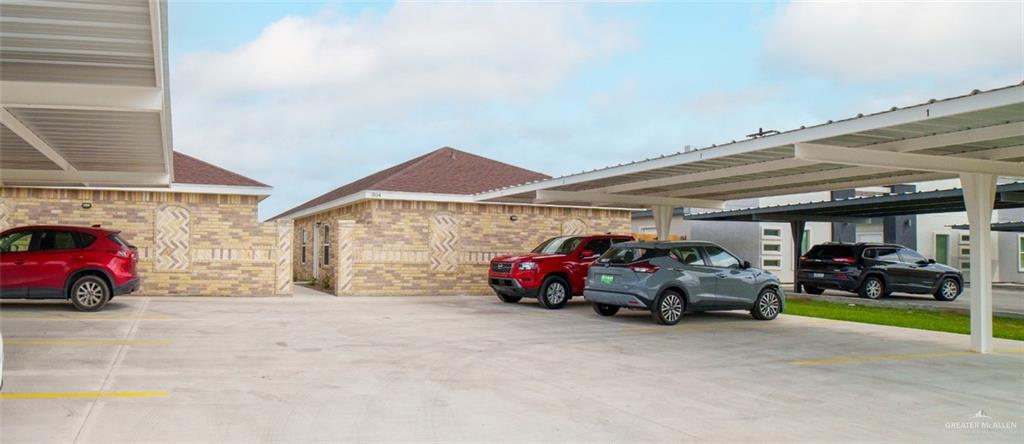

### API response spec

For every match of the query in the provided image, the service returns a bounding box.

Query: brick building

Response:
[0,152,293,296]
[271,147,631,296]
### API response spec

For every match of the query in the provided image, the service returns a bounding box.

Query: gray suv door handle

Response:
[716,273,727,278]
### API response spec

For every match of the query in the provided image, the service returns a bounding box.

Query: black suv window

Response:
[704,246,741,269]
[583,239,612,255]
[806,245,855,259]
[0,231,35,252]
[867,247,900,262]
[898,248,927,264]
[39,230,79,250]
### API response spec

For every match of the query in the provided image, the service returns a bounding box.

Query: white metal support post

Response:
[960,173,997,353]
[652,205,674,241]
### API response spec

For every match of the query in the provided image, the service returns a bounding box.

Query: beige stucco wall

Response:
[0,187,292,296]
[290,199,632,296]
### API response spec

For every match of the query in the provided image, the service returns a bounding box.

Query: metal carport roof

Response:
[951,221,1024,232]
[683,182,1024,222]
[0,0,173,187]
[473,83,1024,209]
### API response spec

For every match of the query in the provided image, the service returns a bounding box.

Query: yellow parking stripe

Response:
[791,348,1024,366]
[5,339,171,346]
[0,391,168,399]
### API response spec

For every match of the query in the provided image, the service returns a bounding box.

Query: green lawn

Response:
[784,298,1024,341]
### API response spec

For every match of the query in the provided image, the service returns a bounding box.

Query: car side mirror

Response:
[581,249,597,260]
[741,260,751,269]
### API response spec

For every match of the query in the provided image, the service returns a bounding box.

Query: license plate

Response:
[600,275,614,284]
[812,272,824,278]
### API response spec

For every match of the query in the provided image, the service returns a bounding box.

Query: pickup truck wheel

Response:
[933,277,961,301]
[69,276,110,312]
[592,303,619,317]
[537,276,569,309]
[496,294,522,303]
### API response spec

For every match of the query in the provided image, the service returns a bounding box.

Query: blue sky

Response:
[166,1,1023,220]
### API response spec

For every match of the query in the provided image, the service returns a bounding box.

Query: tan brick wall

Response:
[0,187,292,296]
[289,199,631,296]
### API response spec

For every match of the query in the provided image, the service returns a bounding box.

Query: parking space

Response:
[1,294,1022,443]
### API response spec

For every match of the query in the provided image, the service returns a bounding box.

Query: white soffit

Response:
[474,84,1024,207]
[0,0,173,187]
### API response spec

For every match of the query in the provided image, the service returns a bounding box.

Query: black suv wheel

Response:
[933,277,961,301]
[859,276,885,299]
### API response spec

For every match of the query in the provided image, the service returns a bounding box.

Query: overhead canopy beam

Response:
[795,143,1024,178]
[0,81,163,112]
[594,158,813,194]
[671,144,1024,198]
[0,107,75,171]
[0,169,169,186]
[534,190,725,209]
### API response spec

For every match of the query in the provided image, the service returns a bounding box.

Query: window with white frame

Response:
[322,225,330,266]
[960,233,970,244]
[762,243,781,253]
[762,258,782,269]
[960,247,971,256]
[1018,235,1024,273]
[300,228,307,264]
[762,228,781,238]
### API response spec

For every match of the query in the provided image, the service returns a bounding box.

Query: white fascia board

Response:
[12,183,273,197]
[474,85,1024,200]
[795,143,1024,177]
[0,81,163,112]
[0,169,170,186]
[535,190,725,209]
[275,190,636,221]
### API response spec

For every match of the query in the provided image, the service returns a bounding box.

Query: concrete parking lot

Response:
[1,291,1022,443]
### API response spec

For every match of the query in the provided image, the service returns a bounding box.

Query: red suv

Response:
[489,234,633,309]
[0,225,139,311]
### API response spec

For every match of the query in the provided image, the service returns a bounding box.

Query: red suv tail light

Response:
[833,257,856,264]
[629,261,659,273]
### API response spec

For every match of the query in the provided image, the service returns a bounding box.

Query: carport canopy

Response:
[473,83,1024,353]
[0,0,173,187]
[683,182,1024,223]
[951,221,1024,232]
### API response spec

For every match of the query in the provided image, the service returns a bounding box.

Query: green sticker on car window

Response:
[600,275,614,284]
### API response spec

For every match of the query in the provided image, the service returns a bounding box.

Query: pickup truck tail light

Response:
[628,261,659,273]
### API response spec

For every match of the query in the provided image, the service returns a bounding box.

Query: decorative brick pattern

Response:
[289,199,631,296]
[335,220,356,293]
[154,204,191,272]
[0,198,11,232]
[562,219,587,235]
[1,187,287,296]
[429,212,458,272]
[275,220,294,295]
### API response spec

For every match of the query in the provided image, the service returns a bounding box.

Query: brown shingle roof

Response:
[272,147,549,220]
[173,151,269,188]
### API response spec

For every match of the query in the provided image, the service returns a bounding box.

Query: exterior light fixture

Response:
[81,202,92,209]
[509,215,518,222]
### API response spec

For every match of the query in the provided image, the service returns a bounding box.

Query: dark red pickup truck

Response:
[488,234,633,309]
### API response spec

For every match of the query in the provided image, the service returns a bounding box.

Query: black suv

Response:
[798,242,963,301]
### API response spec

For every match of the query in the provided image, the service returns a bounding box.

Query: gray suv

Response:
[584,241,785,325]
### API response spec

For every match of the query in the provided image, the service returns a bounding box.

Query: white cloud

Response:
[763,2,1023,82]
[170,3,633,219]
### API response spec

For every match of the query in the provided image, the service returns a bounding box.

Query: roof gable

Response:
[273,147,549,220]
[172,152,269,188]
